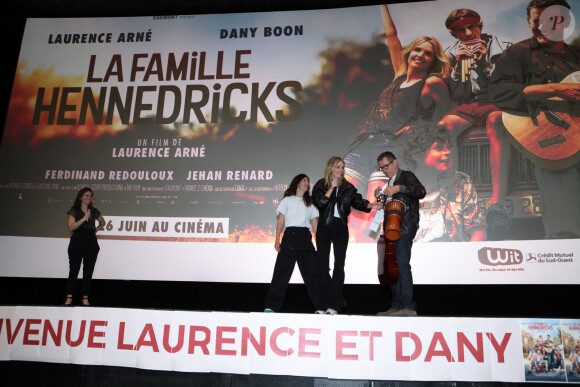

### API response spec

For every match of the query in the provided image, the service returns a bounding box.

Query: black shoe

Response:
[486,203,511,229]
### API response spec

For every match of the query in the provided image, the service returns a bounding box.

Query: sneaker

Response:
[325,308,338,315]
[391,308,417,317]
[377,308,399,316]
[486,203,511,229]
[264,308,274,313]
[315,310,326,314]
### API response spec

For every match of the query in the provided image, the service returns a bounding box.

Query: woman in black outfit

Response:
[312,157,382,313]
[64,187,105,306]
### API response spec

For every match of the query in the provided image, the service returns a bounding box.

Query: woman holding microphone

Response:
[64,187,105,306]
[312,157,382,313]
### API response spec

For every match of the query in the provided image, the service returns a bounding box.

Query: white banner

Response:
[0,236,579,284]
[3,306,579,382]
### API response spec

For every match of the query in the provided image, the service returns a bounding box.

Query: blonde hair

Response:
[401,36,451,78]
[324,156,345,187]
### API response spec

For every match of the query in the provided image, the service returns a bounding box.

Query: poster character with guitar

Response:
[489,0,580,239]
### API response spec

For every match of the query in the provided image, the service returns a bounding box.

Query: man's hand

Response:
[383,185,400,197]
[524,82,580,102]
[552,83,580,101]
[456,39,487,60]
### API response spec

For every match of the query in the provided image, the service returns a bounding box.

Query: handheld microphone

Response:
[332,176,340,193]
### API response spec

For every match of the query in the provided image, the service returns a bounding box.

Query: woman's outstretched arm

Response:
[381,4,405,77]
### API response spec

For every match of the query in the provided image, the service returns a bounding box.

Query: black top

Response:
[388,169,426,235]
[67,206,101,232]
[312,178,370,226]
[354,75,434,136]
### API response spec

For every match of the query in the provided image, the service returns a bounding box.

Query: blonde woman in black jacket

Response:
[312,156,382,313]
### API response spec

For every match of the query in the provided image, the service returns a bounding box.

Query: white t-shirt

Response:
[277,196,319,228]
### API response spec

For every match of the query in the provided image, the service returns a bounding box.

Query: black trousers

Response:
[66,230,100,296]
[265,227,325,312]
[315,218,349,310]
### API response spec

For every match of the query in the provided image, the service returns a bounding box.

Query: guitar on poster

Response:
[501,71,580,170]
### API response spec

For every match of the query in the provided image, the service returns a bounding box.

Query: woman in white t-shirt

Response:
[264,174,327,313]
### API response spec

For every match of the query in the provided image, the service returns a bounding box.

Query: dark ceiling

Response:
[11,0,390,18]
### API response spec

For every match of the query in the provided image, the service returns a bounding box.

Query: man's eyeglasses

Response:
[378,160,395,171]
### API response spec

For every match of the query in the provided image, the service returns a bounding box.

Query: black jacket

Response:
[387,170,426,236]
[312,178,370,226]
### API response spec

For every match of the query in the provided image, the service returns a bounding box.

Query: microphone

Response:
[332,176,340,193]
[86,206,92,222]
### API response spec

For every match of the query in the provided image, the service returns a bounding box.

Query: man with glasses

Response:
[375,151,426,316]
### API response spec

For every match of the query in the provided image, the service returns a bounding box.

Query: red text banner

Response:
[1,306,562,383]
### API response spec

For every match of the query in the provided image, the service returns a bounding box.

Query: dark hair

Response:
[527,0,570,18]
[73,187,93,208]
[445,9,482,31]
[283,174,313,207]
[377,151,396,163]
